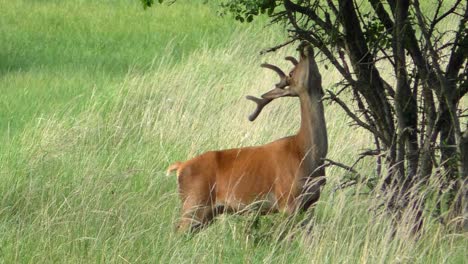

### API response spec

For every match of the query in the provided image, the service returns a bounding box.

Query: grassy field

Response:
[1,0,466,263]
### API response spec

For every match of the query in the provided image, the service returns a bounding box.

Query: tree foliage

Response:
[142,0,467,231]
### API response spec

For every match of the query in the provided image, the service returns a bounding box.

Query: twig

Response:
[323,158,359,174]
[431,0,463,35]
[350,149,382,170]
[260,38,298,55]
[327,90,388,144]
[332,180,357,192]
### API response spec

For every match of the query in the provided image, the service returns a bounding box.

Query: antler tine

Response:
[285,56,298,66]
[261,63,289,88]
[246,95,273,121]
[261,63,286,78]
[247,63,291,121]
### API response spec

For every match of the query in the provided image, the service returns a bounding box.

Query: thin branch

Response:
[431,0,463,35]
[301,32,356,84]
[260,38,298,55]
[286,24,356,85]
[380,0,443,97]
[326,90,388,144]
[338,49,350,76]
[325,0,338,16]
[446,4,468,99]
[350,149,381,170]
[333,180,357,192]
[283,0,335,36]
[369,0,394,31]
[413,0,446,78]
[323,158,359,174]
[428,0,445,37]
[374,136,383,178]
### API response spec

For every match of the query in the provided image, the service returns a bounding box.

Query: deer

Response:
[167,44,328,232]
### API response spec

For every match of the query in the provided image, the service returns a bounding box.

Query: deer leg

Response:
[177,185,217,233]
[176,172,216,233]
[177,199,215,233]
[275,183,301,215]
[273,195,300,241]
[298,176,326,211]
[297,176,326,233]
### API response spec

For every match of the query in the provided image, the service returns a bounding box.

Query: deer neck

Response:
[296,90,328,172]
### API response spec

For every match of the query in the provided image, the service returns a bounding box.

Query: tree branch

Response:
[326,90,388,144]
[446,4,468,101]
[259,38,298,55]
[431,0,463,36]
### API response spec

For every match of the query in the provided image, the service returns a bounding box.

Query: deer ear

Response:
[261,88,292,99]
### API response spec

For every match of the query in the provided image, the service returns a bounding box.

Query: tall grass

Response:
[0,0,251,136]
[0,0,465,263]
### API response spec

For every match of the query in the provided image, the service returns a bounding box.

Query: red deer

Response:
[167,45,328,232]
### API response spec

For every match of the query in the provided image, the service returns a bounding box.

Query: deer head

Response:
[246,45,323,121]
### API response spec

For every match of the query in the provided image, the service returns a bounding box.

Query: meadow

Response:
[0,0,466,263]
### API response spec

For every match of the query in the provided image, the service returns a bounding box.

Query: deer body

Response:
[168,46,327,232]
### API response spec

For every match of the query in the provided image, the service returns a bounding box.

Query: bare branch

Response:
[369,0,394,31]
[283,0,335,35]
[260,38,298,55]
[323,158,359,174]
[300,32,356,84]
[431,0,463,36]
[446,5,468,100]
[350,149,382,171]
[428,0,445,37]
[413,0,446,78]
[378,0,443,97]
[325,0,338,16]
[282,1,356,85]
[338,49,350,76]
[332,180,357,192]
[326,90,388,144]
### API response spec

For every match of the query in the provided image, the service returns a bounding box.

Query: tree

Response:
[143,0,467,231]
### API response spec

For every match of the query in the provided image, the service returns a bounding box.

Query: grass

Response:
[0,0,466,263]
[0,0,240,136]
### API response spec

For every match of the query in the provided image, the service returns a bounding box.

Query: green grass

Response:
[0,0,466,263]
[0,0,242,136]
